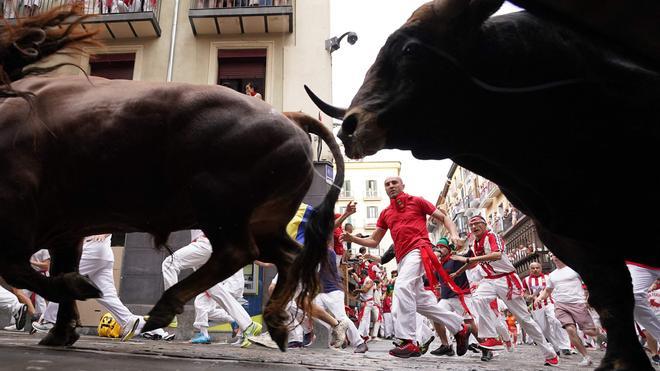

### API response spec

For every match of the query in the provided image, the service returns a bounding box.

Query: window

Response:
[340,180,352,198]
[89,53,136,80]
[365,179,378,198]
[339,206,353,224]
[218,49,267,100]
[367,206,378,219]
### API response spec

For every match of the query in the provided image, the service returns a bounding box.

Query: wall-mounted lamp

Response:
[325,31,358,53]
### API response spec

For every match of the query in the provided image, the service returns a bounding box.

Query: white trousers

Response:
[473,276,556,358]
[314,290,364,347]
[23,289,47,315]
[0,285,21,328]
[162,237,212,291]
[358,301,379,337]
[391,250,463,340]
[44,259,138,329]
[415,312,434,344]
[439,295,476,320]
[627,264,660,341]
[382,312,394,338]
[193,281,251,331]
[531,304,571,351]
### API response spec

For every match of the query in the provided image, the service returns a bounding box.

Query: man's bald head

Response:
[529,261,542,276]
[384,176,405,198]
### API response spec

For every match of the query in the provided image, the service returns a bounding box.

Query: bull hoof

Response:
[38,326,79,346]
[142,300,181,333]
[63,272,103,300]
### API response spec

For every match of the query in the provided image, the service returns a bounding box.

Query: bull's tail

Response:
[281,111,344,323]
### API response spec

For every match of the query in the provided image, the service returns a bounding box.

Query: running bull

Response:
[306,0,660,369]
[0,75,343,350]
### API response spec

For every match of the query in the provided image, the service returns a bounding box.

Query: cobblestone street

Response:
[0,330,613,371]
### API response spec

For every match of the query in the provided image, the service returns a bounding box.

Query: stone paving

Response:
[0,329,610,370]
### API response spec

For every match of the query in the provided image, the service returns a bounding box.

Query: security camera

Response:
[347,32,358,45]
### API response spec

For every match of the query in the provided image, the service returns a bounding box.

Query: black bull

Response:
[0,76,344,351]
[307,0,659,369]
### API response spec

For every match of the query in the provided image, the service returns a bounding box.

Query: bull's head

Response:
[307,0,503,159]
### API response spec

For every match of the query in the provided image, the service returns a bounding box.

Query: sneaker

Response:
[480,349,493,362]
[651,354,659,365]
[544,356,559,366]
[13,304,28,331]
[420,335,435,355]
[121,316,144,342]
[354,342,368,353]
[31,320,54,334]
[454,323,471,356]
[240,322,262,348]
[468,343,480,353]
[505,340,513,352]
[190,333,211,344]
[330,319,349,348]
[478,337,504,350]
[430,344,455,356]
[303,332,316,347]
[392,338,405,348]
[578,356,593,367]
[141,332,162,340]
[560,349,572,356]
[389,341,421,358]
[163,332,175,341]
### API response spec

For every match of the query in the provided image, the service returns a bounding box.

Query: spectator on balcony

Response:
[23,0,39,16]
[244,82,262,100]
[526,243,536,255]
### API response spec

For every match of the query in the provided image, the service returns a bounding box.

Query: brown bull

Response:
[307,0,660,369]
[0,75,343,351]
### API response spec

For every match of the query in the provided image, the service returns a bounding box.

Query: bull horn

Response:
[304,85,347,120]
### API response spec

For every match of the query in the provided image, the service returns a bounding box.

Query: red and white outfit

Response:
[523,273,571,351]
[468,266,511,342]
[381,295,394,338]
[626,261,660,341]
[377,193,463,342]
[357,276,379,338]
[24,249,50,315]
[332,214,345,268]
[471,230,556,359]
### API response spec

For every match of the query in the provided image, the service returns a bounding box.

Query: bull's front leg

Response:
[143,227,257,333]
[582,260,653,371]
[39,240,92,347]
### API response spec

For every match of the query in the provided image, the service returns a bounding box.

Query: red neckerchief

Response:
[390,192,412,212]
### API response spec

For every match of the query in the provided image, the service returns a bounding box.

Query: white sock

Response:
[200,327,209,337]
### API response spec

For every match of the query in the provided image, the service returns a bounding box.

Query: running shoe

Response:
[121,316,144,342]
[468,343,480,353]
[31,320,54,334]
[240,322,262,348]
[455,323,471,356]
[478,337,504,350]
[420,335,435,355]
[544,356,559,366]
[190,333,212,344]
[577,356,593,367]
[330,319,349,348]
[389,341,421,358]
[13,304,28,331]
[480,349,493,361]
[354,342,368,353]
[430,344,455,356]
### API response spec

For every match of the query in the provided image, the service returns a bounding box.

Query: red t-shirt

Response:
[382,296,392,313]
[333,214,344,256]
[376,194,436,262]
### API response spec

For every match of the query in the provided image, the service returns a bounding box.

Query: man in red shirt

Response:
[451,215,558,366]
[342,176,470,358]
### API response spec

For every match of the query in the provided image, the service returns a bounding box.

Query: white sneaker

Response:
[32,321,54,334]
[330,319,349,348]
[121,317,144,342]
[578,356,593,367]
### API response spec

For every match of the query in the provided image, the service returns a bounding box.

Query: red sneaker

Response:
[545,356,559,366]
[389,341,421,358]
[478,338,504,350]
[454,323,470,356]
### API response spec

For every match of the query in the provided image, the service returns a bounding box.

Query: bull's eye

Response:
[402,41,421,57]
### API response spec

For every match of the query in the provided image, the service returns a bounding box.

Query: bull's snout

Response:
[337,113,358,144]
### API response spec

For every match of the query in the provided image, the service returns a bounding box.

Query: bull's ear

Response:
[469,0,504,24]
[432,0,469,21]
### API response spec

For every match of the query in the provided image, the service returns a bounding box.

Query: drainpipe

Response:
[166,0,181,82]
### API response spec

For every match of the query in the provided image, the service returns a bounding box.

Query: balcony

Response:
[3,1,162,39]
[364,190,380,201]
[189,0,293,36]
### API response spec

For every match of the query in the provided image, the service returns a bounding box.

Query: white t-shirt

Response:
[30,249,50,271]
[82,234,114,262]
[359,277,374,301]
[547,266,586,304]
[191,229,205,242]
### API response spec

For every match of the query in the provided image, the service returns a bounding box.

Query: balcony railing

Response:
[365,190,379,199]
[339,190,352,198]
[2,1,162,39]
[189,0,293,35]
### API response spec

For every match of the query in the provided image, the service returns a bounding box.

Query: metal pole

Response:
[166,0,181,82]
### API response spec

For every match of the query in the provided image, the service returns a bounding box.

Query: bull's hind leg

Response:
[257,232,300,351]
[538,228,653,370]
[39,239,95,346]
[143,223,259,333]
